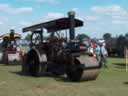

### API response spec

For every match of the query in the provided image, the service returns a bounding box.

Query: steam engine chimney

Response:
[68,11,75,40]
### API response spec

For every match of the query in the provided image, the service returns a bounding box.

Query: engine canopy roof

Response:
[23,18,83,33]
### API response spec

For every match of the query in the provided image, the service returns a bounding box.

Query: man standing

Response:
[100,43,108,68]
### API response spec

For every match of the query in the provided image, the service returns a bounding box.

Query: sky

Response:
[0,0,128,38]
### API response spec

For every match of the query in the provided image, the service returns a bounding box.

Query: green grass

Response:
[0,58,128,96]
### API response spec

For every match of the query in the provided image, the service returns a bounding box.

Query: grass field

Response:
[0,58,128,96]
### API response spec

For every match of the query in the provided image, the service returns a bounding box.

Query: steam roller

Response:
[22,11,101,82]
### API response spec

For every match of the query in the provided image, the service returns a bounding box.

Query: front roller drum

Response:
[80,69,99,81]
[66,66,100,81]
[66,56,100,81]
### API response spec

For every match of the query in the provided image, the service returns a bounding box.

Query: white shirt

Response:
[101,46,108,55]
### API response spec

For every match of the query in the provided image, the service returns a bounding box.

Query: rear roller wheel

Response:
[27,50,40,76]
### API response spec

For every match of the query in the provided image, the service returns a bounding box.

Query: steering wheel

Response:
[31,32,42,44]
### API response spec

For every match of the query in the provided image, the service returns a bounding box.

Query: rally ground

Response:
[0,58,128,96]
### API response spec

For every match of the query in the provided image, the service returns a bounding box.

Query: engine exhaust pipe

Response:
[68,11,75,40]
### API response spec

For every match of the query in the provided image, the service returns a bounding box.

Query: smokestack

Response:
[68,11,75,40]
[10,29,15,33]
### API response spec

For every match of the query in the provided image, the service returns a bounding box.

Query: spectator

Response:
[95,44,101,61]
[99,43,108,68]
[86,43,94,56]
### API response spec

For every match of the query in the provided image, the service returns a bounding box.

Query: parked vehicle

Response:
[0,30,23,65]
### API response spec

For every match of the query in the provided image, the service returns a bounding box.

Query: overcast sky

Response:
[0,0,128,38]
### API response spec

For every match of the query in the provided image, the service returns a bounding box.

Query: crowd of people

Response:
[83,39,108,68]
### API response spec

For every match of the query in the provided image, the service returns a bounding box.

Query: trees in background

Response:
[77,34,90,40]
[103,33,111,40]
[24,34,31,41]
